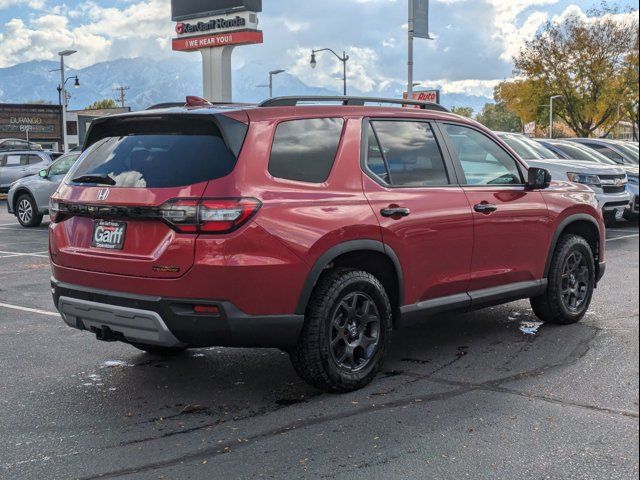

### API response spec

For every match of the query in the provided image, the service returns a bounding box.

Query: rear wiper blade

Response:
[71,174,116,186]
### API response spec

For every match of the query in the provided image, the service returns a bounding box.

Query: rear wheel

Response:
[16,194,43,228]
[129,343,188,357]
[290,269,393,392]
[530,234,595,324]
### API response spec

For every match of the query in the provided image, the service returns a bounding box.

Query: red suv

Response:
[50,96,606,392]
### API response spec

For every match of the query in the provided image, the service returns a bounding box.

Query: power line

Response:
[114,85,130,108]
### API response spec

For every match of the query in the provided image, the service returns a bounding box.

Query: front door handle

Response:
[474,203,498,214]
[381,207,411,218]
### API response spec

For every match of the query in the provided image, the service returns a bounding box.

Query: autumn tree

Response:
[507,3,638,137]
[475,100,523,132]
[86,99,118,110]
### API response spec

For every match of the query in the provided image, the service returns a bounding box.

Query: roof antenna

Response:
[186,96,213,107]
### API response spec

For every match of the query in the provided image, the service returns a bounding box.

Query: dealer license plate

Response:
[91,220,126,250]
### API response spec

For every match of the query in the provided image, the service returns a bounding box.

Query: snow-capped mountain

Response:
[0,57,492,112]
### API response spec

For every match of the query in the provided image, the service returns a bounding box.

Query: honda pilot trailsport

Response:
[50,96,606,392]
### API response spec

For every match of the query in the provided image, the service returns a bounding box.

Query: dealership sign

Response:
[403,89,441,108]
[175,11,258,37]
[172,30,263,51]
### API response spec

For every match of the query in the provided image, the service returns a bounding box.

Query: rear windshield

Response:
[66,134,237,188]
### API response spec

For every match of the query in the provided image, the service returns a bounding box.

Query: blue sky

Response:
[0,0,638,97]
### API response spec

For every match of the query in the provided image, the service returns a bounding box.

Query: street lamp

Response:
[268,69,285,98]
[310,48,350,96]
[549,95,562,139]
[58,49,77,153]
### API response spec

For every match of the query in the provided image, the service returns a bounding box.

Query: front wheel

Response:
[16,194,43,228]
[530,234,595,324]
[290,269,393,392]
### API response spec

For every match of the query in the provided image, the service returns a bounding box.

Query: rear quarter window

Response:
[268,118,344,183]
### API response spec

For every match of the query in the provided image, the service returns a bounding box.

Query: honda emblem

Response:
[96,189,110,201]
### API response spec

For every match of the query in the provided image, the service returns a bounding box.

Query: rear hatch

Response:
[50,110,249,279]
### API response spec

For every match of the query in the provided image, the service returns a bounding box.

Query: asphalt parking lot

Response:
[0,199,638,480]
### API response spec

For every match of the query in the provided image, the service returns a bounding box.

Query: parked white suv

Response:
[496,132,631,222]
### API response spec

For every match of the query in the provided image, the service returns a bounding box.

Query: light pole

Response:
[549,95,562,139]
[269,69,285,98]
[58,49,77,153]
[310,48,349,96]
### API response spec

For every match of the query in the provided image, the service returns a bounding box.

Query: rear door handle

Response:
[381,207,411,218]
[474,203,498,214]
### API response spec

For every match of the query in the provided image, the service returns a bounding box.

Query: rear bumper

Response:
[52,278,304,349]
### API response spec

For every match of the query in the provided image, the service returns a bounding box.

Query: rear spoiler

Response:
[83,112,249,158]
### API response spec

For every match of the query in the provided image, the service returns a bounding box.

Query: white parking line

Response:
[0,226,49,233]
[0,250,49,258]
[606,234,639,242]
[0,302,59,317]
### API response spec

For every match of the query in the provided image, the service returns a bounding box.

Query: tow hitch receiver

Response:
[92,326,124,343]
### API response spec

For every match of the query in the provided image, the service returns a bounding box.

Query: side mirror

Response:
[39,169,48,178]
[526,167,552,190]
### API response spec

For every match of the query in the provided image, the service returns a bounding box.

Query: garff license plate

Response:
[92,220,126,250]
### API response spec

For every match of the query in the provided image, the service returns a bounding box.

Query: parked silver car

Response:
[0,150,59,192]
[537,139,639,220]
[7,152,80,227]
[569,138,639,166]
[496,132,631,223]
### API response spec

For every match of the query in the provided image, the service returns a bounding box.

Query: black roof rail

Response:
[258,96,450,112]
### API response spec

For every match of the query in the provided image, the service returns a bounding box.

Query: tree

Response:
[475,100,523,132]
[451,106,474,117]
[86,99,118,110]
[508,3,638,137]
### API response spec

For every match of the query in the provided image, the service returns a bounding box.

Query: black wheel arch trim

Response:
[13,188,35,212]
[544,213,603,281]
[295,240,404,315]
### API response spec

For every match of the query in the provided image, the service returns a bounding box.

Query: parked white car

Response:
[496,132,632,223]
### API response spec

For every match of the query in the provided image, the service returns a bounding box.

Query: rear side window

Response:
[268,118,344,183]
[67,134,237,188]
[366,121,449,186]
[26,155,43,165]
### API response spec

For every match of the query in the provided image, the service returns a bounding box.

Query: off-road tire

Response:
[290,269,393,392]
[530,234,595,324]
[16,193,43,228]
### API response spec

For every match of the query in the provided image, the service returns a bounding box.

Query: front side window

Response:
[366,121,449,186]
[49,154,80,176]
[268,118,344,183]
[443,124,523,185]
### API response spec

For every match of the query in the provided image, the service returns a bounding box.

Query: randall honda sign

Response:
[170,1,263,102]
[175,11,258,38]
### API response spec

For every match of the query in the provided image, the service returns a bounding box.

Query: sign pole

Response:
[200,46,235,102]
[407,0,414,100]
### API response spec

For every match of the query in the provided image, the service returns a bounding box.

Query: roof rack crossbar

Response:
[258,96,449,113]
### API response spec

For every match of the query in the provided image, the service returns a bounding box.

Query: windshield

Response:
[550,142,617,165]
[498,134,557,160]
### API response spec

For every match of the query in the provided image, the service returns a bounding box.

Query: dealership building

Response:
[0,103,129,151]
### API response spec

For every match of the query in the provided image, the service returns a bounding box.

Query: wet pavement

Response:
[0,200,638,479]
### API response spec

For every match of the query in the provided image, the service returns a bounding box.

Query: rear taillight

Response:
[49,198,62,223]
[161,198,261,234]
